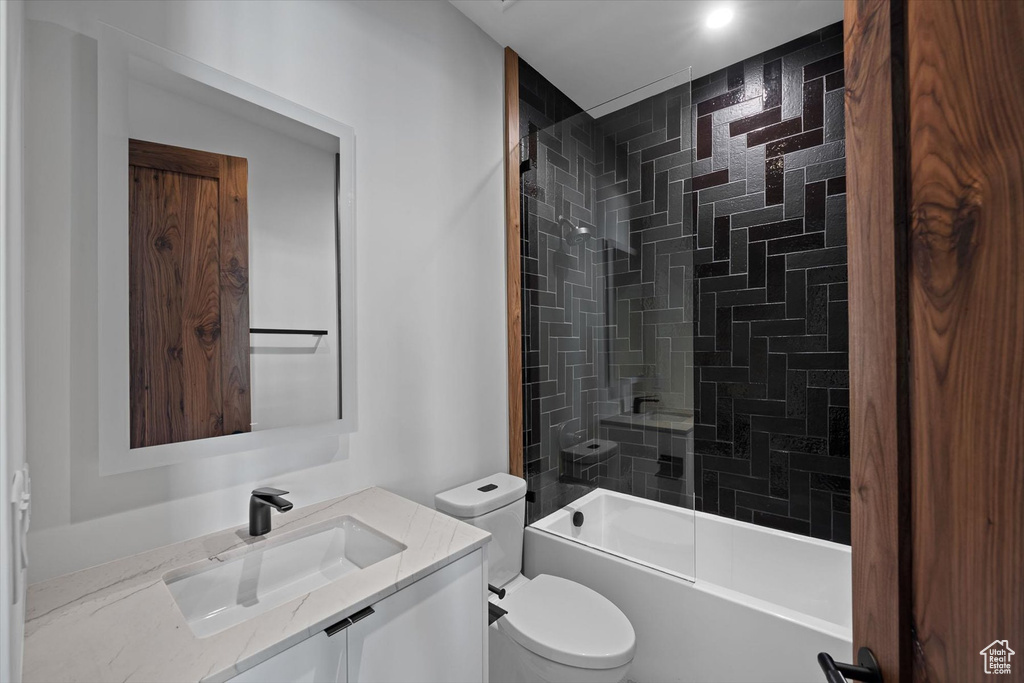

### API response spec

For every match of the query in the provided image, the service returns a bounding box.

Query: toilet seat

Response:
[497,574,636,670]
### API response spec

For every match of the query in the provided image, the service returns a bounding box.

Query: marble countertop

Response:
[23,487,491,683]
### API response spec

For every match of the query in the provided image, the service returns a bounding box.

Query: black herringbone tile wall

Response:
[686,23,849,543]
[518,22,850,544]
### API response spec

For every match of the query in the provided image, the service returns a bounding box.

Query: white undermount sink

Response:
[164,516,405,638]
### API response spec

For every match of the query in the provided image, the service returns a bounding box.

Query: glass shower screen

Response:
[519,66,695,579]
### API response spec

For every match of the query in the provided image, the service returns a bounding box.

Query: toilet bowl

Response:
[489,573,635,683]
[436,474,635,683]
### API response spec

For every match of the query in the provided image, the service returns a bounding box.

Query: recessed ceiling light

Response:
[706,8,734,29]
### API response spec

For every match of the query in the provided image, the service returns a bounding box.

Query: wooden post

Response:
[504,47,523,478]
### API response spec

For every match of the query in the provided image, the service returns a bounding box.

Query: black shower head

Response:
[559,215,594,246]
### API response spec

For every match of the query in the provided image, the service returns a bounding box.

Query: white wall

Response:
[23,0,507,583]
[128,65,341,430]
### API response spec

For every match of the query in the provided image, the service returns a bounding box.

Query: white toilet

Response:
[436,473,636,683]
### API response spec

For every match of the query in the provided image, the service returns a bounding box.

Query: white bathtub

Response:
[524,489,852,683]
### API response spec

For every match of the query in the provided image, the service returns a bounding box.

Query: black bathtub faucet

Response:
[633,395,660,414]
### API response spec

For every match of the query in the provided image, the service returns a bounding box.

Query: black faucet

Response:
[633,395,660,414]
[249,487,293,536]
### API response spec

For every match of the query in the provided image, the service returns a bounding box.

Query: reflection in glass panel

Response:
[126,56,342,445]
[519,62,694,576]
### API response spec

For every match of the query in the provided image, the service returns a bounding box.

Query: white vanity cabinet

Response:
[228,630,348,683]
[228,549,486,683]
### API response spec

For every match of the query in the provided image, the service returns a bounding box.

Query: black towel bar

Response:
[250,328,328,336]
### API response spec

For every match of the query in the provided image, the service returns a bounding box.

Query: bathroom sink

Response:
[164,516,405,638]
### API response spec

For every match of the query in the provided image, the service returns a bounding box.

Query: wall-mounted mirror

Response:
[96,24,357,473]
[125,58,342,448]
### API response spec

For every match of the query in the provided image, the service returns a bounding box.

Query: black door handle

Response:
[817,647,882,683]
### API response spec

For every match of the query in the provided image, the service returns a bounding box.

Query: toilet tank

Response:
[435,473,527,588]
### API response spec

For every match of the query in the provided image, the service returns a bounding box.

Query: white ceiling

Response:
[450,0,844,117]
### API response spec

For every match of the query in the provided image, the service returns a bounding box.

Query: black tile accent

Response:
[789,246,847,269]
[767,233,825,255]
[747,241,767,288]
[830,388,850,406]
[697,115,712,159]
[727,63,745,91]
[749,218,804,242]
[771,335,825,353]
[765,157,785,205]
[716,307,733,351]
[693,169,730,191]
[697,88,747,117]
[752,319,805,337]
[763,59,782,109]
[808,265,847,286]
[698,261,730,278]
[766,255,786,302]
[763,31,825,64]
[825,71,845,92]
[805,181,827,232]
[828,300,849,351]
[730,107,782,137]
[804,52,845,81]
[803,79,824,130]
[748,118,803,147]
[714,216,731,261]
[733,303,787,321]
[820,22,844,40]
[766,128,825,158]
[786,270,807,319]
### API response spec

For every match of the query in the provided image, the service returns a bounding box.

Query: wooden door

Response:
[128,139,251,448]
[905,0,1024,679]
[845,0,1024,681]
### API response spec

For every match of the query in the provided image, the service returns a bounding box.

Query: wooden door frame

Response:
[845,0,913,680]
[504,47,523,478]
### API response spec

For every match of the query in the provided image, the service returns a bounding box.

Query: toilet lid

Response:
[497,574,636,670]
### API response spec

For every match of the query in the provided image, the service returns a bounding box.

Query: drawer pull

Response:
[324,606,375,637]
[348,606,375,625]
